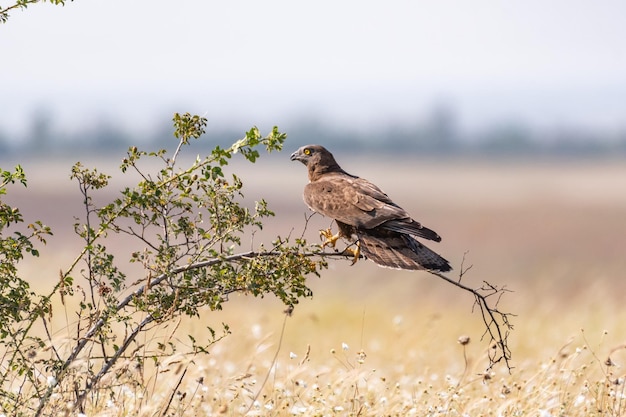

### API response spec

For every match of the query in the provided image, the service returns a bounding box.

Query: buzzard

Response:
[290,145,451,272]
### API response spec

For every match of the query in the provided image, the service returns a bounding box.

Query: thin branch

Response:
[170,136,186,167]
[118,226,160,251]
[0,1,32,15]
[458,250,473,282]
[244,308,291,415]
[160,366,188,417]
[427,269,514,371]
[300,211,317,239]
[75,314,154,412]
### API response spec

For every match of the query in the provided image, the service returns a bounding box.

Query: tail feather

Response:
[381,219,442,242]
[357,230,451,272]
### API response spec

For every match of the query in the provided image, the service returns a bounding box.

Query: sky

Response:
[2,0,626,140]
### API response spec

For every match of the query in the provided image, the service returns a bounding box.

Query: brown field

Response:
[4,154,626,416]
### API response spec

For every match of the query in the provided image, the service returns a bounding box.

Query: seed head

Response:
[458,335,471,346]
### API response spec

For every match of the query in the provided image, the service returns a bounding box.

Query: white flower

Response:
[333,405,345,412]
[290,405,307,415]
[341,342,349,351]
[46,376,57,387]
[121,385,135,397]
[289,352,297,359]
[251,324,262,339]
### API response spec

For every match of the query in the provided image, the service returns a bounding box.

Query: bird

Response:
[290,144,451,272]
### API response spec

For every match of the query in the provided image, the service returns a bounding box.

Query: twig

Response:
[75,315,155,410]
[458,251,473,282]
[427,269,514,371]
[160,366,188,417]
[244,308,290,415]
[300,211,317,239]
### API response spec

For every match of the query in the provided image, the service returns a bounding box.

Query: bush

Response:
[0,114,332,416]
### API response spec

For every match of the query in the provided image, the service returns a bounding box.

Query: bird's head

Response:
[291,144,345,181]
[290,144,331,166]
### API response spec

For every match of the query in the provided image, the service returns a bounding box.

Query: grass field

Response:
[4,154,626,416]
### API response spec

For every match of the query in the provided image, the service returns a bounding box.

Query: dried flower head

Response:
[458,335,471,346]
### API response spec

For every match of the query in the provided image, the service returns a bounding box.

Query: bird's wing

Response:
[349,177,442,242]
[304,174,409,229]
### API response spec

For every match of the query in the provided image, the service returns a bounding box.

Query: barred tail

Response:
[357,231,452,272]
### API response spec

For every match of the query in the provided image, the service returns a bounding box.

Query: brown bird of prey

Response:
[290,144,451,272]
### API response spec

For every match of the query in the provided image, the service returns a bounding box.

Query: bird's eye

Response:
[304,148,311,155]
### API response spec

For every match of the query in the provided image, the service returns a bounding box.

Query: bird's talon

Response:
[343,241,361,265]
[319,228,340,249]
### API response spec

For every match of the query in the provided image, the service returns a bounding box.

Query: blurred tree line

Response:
[1,105,625,158]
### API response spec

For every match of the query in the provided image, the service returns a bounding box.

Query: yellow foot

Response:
[343,241,361,265]
[319,228,340,249]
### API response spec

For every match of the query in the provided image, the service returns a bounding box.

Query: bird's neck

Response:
[308,163,345,182]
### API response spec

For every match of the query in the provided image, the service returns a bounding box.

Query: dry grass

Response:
[66,297,626,416]
[5,156,626,416]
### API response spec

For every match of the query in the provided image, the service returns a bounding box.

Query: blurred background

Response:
[2,0,626,157]
[2,0,626,365]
